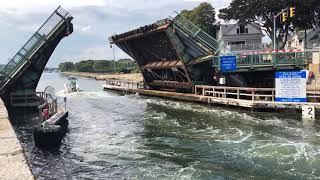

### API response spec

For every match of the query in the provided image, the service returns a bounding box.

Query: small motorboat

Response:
[64,77,80,93]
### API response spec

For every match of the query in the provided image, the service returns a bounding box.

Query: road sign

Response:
[275,71,307,102]
[220,56,237,72]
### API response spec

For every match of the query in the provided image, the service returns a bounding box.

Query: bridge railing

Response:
[105,79,145,89]
[194,85,320,102]
[0,6,70,89]
[172,13,231,55]
[213,51,309,70]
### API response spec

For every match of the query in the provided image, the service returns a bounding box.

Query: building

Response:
[286,28,320,50]
[216,22,265,52]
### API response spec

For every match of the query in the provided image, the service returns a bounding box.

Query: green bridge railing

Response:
[172,13,231,55]
[213,51,312,71]
[0,6,70,90]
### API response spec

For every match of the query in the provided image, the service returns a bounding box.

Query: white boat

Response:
[64,77,80,93]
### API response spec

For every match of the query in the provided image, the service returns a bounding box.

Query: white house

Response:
[286,28,320,50]
[216,23,265,51]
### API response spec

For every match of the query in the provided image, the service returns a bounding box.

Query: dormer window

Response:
[237,25,248,34]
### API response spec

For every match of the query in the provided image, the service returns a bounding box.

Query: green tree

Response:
[75,60,94,72]
[92,60,113,72]
[58,62,74,72]
[219,0,320,49]
[181,2,218,38]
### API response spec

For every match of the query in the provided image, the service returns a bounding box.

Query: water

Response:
[9,72,320,179]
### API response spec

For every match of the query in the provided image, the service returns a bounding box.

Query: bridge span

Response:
[0,6,73,107]
[109,14,312,91]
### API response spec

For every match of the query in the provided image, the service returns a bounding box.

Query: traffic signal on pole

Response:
[290,7,295,17]
[282,12,288,23]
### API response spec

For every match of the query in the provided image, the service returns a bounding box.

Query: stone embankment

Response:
[0,100,34,180]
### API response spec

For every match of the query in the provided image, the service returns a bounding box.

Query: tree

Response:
[75,60,94,72]
[219,0,320,49]
[92,60,112,72]
[181,2,218,38]
[58,62,74,72]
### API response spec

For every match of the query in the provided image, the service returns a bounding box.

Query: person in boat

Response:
[64,77,80,93]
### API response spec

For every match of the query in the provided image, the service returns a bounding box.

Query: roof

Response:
[218,22,263,36]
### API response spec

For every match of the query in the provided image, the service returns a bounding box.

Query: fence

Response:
[10,91,45,106]
[213,51,309,70]
[194,85,320,102]
[105,79,144,89]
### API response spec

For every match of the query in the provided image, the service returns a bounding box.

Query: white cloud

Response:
[0,0,232,67]
[1,0,106,14]
[80,25,92,33]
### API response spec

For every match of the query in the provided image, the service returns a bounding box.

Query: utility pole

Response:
[110,44,116,72]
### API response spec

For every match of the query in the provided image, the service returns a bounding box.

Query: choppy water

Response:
[9,72,320,179]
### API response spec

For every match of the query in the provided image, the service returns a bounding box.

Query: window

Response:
[239,25,245,34]
[237,25,248,34]
[228,41,246,45]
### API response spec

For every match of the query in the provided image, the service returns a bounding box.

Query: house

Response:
[216,23,265,52]
[286,28,320,49]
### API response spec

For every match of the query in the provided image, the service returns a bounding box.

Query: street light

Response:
[110,44,116,72]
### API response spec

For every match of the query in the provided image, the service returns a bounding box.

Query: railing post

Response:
[224,87,226,98]
[252,89,255,101]
[212,87,215,97]
[237,88,240,99]
[202,86,205,96]
[272,90,275,102]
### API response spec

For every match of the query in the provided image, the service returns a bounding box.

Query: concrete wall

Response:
[0,100,34,180]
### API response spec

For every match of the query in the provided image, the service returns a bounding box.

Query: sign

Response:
[220,56,237,72]
[275,71,307,102]
[302,105,315,120]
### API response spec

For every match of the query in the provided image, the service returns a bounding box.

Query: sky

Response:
[0,0,236,67]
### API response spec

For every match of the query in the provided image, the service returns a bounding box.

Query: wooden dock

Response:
[103,83,320,113]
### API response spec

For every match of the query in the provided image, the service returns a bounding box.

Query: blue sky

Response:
[0,0,238,67]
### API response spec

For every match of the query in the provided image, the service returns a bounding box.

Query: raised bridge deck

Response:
[0,6,73,107]
[109,13,312,91]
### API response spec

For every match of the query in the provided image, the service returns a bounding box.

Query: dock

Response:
[0,99,34,180]
[103,81,320,114]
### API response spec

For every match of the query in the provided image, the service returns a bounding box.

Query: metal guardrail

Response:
[195,85,320,103]
[213,51,309,71]
[0,6,70,90]
[228,43,269,51]
[105,79,144,89]
[10,91,45,106]
[172,14,231,55]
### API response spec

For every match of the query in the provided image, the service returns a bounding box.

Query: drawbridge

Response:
[110,14,311,91]
[0,6,73,107]
[109,14,230,90]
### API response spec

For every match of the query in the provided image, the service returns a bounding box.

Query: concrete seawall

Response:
[0,100,34,180]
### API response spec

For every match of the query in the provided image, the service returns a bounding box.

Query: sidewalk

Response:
[0,100,34,180]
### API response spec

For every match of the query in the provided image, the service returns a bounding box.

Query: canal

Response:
[9,72,320,179]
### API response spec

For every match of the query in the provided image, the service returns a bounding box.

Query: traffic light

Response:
[290,7,295,17]
[282,12,288,23]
